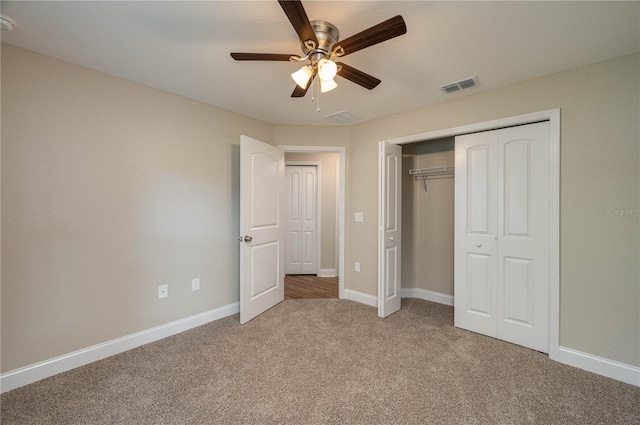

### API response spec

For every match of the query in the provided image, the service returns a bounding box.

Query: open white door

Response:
[240,135,285,324]
[378,141,402,318]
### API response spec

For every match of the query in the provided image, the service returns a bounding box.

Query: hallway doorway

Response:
[284,275,338,299]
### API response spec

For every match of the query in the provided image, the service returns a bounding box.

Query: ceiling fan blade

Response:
[230,53,298,61]
[291,70,316,97]
[278,0,318,46]
[333,15,406,56]
[291,84,308,98]
[336,62,381,90]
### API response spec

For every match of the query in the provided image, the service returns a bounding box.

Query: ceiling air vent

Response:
[440,76,477,94]
[441,84,460,94]
[326,110,361,124]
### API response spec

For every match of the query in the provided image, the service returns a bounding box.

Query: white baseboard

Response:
[318,268,337,278]
[557,346,639,387]
[6,300,636,394]
[401,287,454,306]
[400,289,640,387]
[0,302,239,393]
[342,289,377,307]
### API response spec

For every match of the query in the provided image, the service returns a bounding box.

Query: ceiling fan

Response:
[230,0,407,98]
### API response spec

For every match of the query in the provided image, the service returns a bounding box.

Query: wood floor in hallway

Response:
[284,275,338,299]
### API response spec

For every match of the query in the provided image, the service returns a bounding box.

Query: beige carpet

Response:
[2,299,639,424]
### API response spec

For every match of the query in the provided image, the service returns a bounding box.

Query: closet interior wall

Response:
[401,137,455,297]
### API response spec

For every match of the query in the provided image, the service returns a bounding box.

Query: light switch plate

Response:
[355,212,364,222]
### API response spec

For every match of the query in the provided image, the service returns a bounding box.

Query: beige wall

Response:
[346,53,639,366]
[2,43,638,375]
[284,152,340,272]
[1,45,274,372]
[401,139,455,296]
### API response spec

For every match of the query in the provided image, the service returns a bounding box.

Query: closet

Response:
[454,122,550,353]
[399,121,551,353]
[401,138,456,302]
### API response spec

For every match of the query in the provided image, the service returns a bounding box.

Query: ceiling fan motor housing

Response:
[303,20,340,62]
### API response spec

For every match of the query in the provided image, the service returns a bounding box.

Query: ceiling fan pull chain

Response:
[316,77,321,113]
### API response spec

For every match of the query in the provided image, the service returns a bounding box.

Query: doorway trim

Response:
[378,109,560,361]
[279,145,346,299]
[284,162,321,276]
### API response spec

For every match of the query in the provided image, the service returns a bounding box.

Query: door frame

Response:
[377,108,560,361]
[285,162,321,276]
[279,145,346,299]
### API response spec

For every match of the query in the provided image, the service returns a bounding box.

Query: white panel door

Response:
[286,167,302,274]
[285,166,317,275]
[454,131,499,337]
[455,122,551,353]
[378,141,402,318]
[240,135,285,324]
[497,122,550,352]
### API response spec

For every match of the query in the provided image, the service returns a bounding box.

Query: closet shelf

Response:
[409,166,454,192]
[409,166,455,178]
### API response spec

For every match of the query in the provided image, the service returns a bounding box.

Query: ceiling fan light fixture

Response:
[231,2,407,101]
[291,65,313,89]
[320,78,338,93]
[0,14,17,31]
[318,58,337,81]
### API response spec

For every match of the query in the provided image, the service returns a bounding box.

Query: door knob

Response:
[476,243,482,248]
[244,235,253,242]
[390,237,394,241]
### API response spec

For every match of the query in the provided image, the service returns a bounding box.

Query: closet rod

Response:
[409,166,455,176]
[409,166,454,193]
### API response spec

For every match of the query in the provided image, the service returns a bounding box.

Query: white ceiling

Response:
[1,1,638,126]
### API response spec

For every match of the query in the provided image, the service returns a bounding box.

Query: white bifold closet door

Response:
[454,121,550,353]
[378,141,402,318]
[285,166,318,275]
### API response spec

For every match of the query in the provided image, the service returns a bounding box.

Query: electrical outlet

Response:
[355,262,361,272]
[355,212,364,222]
[191,278,200,291]
[158,284,168,299]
